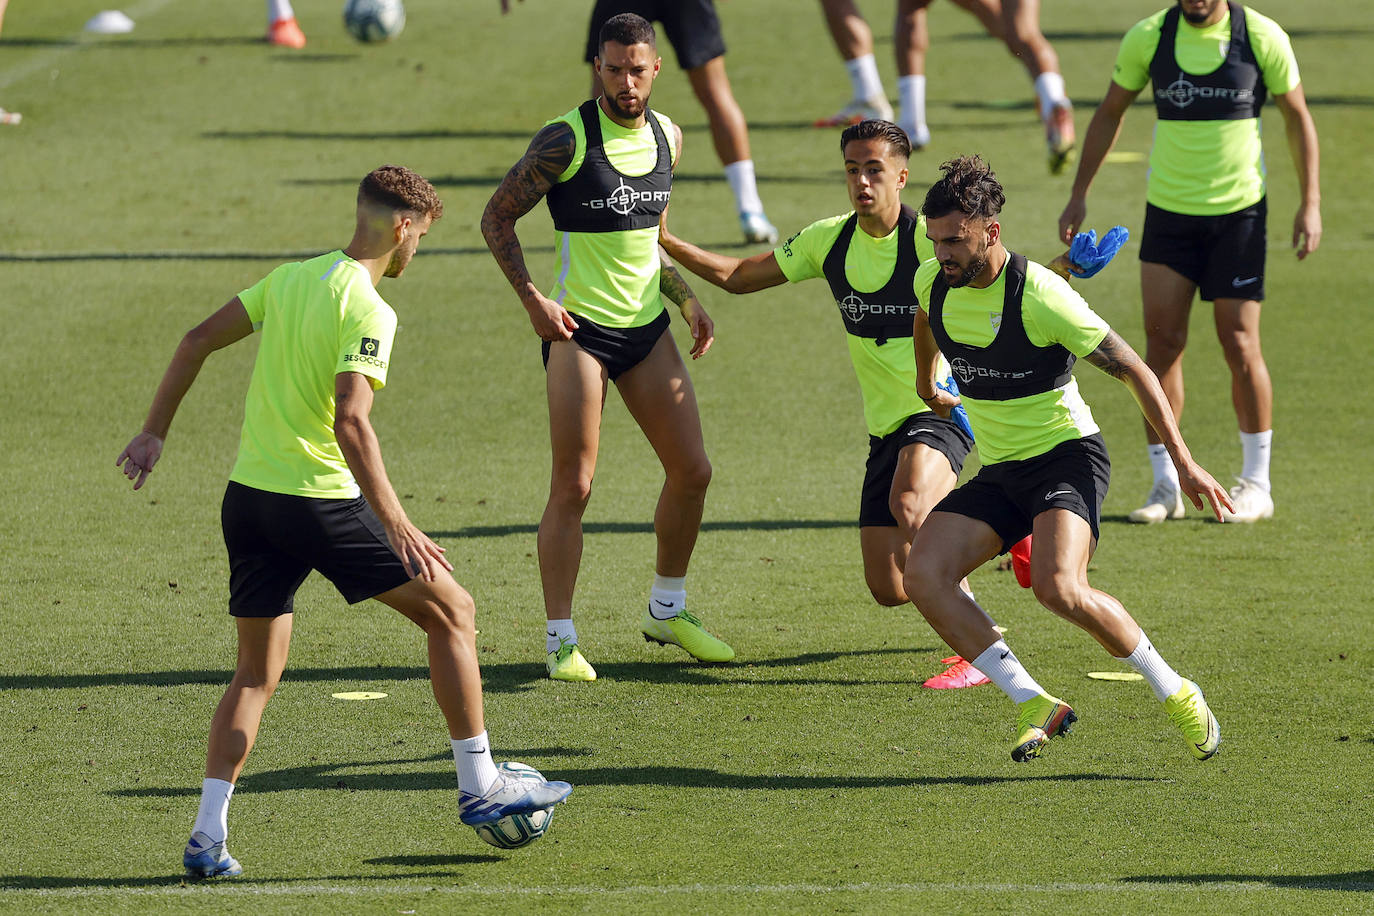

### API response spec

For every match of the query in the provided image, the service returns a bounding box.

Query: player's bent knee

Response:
[1031,576,1087,621]
[869,584,908,607]
[670,456,712,496]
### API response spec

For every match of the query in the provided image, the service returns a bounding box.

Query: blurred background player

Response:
[0,0,19,124]
[1059,0,1320,523]
[906,154,1231,763]
[117,166,570,878]
[813,0,1076,172]
[582,0,779,244]
[659,119,991,689]
[482,14,733,682]
[265,0,305,48]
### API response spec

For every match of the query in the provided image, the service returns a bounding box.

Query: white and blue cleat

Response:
[183,831,242,879]
[458,768,573,827]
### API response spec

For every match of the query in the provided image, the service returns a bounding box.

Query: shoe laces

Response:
[551,637,577,661]
[673,609,701,627]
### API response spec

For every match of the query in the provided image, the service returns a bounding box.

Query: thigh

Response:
[891,440,960,525]
[909,509,1004,582]
[928,472,1028,555]
[545,338,610,478]
[1199,201,1267,303]
[1141,261,1197,341]
[1029,507,1095,585]
[1018,435,1111,544]
[616,329,709,474]
[232,614,294,684]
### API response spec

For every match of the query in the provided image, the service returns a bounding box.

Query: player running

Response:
[905,155,1233,762]
[118,166,571,878]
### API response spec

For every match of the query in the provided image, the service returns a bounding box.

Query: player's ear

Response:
[986,219,1000,247]
[394,215,412,244]
[896,166,908,190]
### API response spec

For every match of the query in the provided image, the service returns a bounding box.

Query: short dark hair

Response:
[921,155,1004,221]
[599,12,656,52]
[357,165,443,221]
[839,119,911,161]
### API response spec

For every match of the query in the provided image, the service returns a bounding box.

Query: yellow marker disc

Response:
[331,691,388,700]
[1086,671,1144,681]
[1104,151,1145,164]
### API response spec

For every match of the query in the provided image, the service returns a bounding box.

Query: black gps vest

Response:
[1150,2,1266,121]
[820,205,922,346]
[926,252,1075,401]
[545,98,673,233]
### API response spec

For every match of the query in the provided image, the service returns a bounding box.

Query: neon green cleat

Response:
[546,639,596,682]
[1011,694,1077,762]
[641,609,735,662]
[1165,678,1221,760]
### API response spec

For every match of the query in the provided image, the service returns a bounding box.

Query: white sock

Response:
[1239,430,1272,490]
[1033,72,1069,119]
[546,618,577,654]
[1148,444,1180,489]
[191,777,234,845]
[845,53,885,103]
[1120,631,1184,702]
[650,575,686,619]
[972,640,1046,705]
[897,75,928,144]
[723,160,765,216]
[453,731,499,796]
[267,0,295,23]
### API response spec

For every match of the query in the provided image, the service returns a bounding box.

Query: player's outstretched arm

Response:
[1274,85,1322,259]
[1084,330,1234,520]
[481,121,580,340]
[1059,81,1138,243]
[658,204,787,294]
[334,372,452,581]
[116,297,253,490]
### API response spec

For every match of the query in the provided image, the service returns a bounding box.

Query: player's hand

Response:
[1176,458,1234,523]
[1058,196,1087,245]
[679,297,714,359]
[524,290,579,342]
[1293,202,1321,260]
[384,518,454,582]
[499,0,522,13]
[920,387,961,419]
[116,432,163,490]
[1047,252,1075,280]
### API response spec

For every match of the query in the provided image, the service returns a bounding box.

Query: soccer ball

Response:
[342,0,405,42]
[472,762,557,850]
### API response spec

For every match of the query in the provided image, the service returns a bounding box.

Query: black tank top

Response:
[820,204,922,345]
[1150,2,1265,122]
[545,98,673,233]
[926,252,1076,401]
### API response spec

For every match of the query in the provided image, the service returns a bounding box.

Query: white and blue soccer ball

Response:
[472,762,557,850]
[342,0,405,42]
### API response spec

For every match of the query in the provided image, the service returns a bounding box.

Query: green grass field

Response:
[1,0,1371,912]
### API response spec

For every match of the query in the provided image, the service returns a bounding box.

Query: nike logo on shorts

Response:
[1045,489,1074,500]
[1232,276,1259,288]
[908,428,934,437]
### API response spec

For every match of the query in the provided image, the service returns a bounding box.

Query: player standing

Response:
[482,13,733,682]
[1059,0,1320,523]
[118,166,571,878]
[905,155,1233,762]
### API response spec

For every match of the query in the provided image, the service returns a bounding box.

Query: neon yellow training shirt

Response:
[230,251,396,498]
[914,256,1109,464]
[548,104,678,328]
[776,213,939,437]
[1113,5,1300,215]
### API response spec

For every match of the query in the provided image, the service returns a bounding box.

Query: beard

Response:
[1179,0,1219,23]
[603,92,644,120]
[942,238,989,288]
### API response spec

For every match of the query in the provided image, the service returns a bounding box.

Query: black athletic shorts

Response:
[221,481,412,617]
[933,434,1111,552]
[1139,198,1267,302]
[584,0,726,71]
[542,308,670,381]
[860,412,974,527]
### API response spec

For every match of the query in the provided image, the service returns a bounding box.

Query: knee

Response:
[549,473,594,512]
[1032,573,1087,621]
[1144,325,1188,362]
[902,555,942,607]
[670,456,712,497]
[867,573,908,607]
[1217,328,1263,368]
[420,584,477,641]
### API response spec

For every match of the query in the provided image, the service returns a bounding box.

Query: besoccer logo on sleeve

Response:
[360,337,381,356]
[347,337,387,368]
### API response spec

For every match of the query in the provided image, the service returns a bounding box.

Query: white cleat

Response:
[740,212,779,245]
[1128,479,1186,524]
[1218,477,1273,523]
[814,96,894,128]
[898,120,930,151]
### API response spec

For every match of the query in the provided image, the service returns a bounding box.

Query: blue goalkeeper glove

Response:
[1067,225,1129,279]
[937,373,974,439]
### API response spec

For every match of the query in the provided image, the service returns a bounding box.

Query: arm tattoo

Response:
[480,122,576,292]
[659,261,696,307]
[1083,329,1141,379]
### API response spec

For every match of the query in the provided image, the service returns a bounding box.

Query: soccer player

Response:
[117,166,571,879]
[905,155,1233,762]
[0,0,19,125]
[580,0,779,245]
[265,0,305,47]
[481,13,733,683]
[1058,0,1321,523]
[813,0,1076,172]
[659,119,993,689]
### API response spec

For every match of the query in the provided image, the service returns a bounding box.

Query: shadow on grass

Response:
[0,867,499,890]
[111,752,1161,798]
[3,646,934,692]
[1119,870,1374,892]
